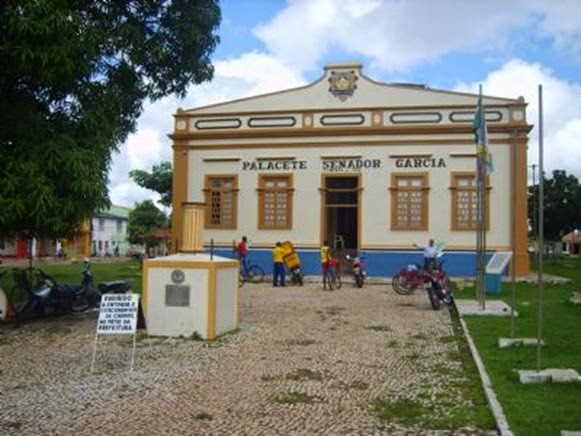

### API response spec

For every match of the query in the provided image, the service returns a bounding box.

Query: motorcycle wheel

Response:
[432,281,454,306]
[12,299,33,327]
[392,274,414,295]
[440,290,454,306]
[335,270,342,289]
[246,265,265,283]
[355,274,364,288]
[71,293,91,313]
[443,294,454,306]
[428,289,441,310]
[296,272,304,286]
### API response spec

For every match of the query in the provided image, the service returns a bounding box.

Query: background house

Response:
[91,205,132,257]
[0,223,89,260]
[561,230,580,255]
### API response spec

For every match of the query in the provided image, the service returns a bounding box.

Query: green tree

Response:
[130,162,173,208]
[127,200,168,248]
[528,170,581,239]
[0,0,220,239]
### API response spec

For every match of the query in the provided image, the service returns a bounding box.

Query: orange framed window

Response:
[203,175,238,229]
[390,173,429,231]
[258,174,293,229]
[450,172,489,231]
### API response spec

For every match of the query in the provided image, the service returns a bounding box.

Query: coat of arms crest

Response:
[328,70,358,101]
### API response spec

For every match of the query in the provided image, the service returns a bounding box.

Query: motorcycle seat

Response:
[98,281,130,293]
[32,284,52,298]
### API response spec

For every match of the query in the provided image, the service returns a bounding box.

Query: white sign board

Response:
[485,251,513,274]
[97,294,139,335]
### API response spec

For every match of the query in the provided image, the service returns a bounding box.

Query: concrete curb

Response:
[460,318,513,436]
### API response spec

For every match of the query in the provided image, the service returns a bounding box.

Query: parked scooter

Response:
[11,267,93,323]
[11,260,131,324]
[346,253,366,287]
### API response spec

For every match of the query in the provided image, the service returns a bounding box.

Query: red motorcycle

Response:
[346,253,366,287]
[392,255,450,296]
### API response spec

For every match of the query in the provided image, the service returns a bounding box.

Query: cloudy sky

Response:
[109,0,581,208]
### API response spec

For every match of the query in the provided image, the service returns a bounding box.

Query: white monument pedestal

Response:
[142,253,239,340]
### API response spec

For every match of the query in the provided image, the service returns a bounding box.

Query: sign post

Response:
[485,251,513,275]
[484,251,513,295]
[91,293,140,373]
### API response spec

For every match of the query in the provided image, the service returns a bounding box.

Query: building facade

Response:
[91,205,131,257]
[0,223,90,259]
[170,62,531,277]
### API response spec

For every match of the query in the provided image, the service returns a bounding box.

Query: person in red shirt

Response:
[237,236,248,272]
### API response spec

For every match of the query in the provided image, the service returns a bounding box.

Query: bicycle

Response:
[323,258,342,290]
[238,256,265,285]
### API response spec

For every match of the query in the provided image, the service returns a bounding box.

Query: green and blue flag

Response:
[473,91,494,173]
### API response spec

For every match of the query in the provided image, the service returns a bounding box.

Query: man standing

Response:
[320,239,332,289]
[272,241,286,287]
[414,239,438,269]
[236,236,248,272]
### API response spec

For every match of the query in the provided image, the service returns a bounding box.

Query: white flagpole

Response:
[536,84,544,371]
[510,127,517,338]
[476,84,487,310]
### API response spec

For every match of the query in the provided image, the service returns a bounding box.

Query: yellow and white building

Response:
[169,62,532,277]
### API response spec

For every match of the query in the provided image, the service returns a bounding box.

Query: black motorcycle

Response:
[289,266,304,286]
[11,261,130,324]
[11,267,92,323]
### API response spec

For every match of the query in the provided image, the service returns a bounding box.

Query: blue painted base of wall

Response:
[208,247,495,278]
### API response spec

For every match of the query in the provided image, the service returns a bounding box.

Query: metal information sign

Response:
[485,251,513,274]
[97,294,139,334]
[91,294,140,373]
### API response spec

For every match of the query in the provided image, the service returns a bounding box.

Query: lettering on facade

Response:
[241,160,308,171]
[240,157,448,171]
[322,159,382,172]
[395,157,446,169]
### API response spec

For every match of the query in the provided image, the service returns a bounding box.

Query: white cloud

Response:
[253,0,581,73]
[533,0,581,55]
[181,52,306,108]
[108,105,175,208]
[454,59,581,180]
[108,53,305,208]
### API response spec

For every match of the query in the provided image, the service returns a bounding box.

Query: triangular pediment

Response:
[181,62,519,116]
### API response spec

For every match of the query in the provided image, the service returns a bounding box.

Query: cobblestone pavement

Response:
[0,282,496,435]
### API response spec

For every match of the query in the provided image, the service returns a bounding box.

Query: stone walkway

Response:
[0,282,496,435]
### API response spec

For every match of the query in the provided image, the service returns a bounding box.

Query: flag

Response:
[473,90,494,173]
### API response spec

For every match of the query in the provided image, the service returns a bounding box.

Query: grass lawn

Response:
[455,256,581,435]
[0,259,143,301]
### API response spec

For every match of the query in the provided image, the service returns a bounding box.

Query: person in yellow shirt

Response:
[272,241,286,287]
[320,240,332,289]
